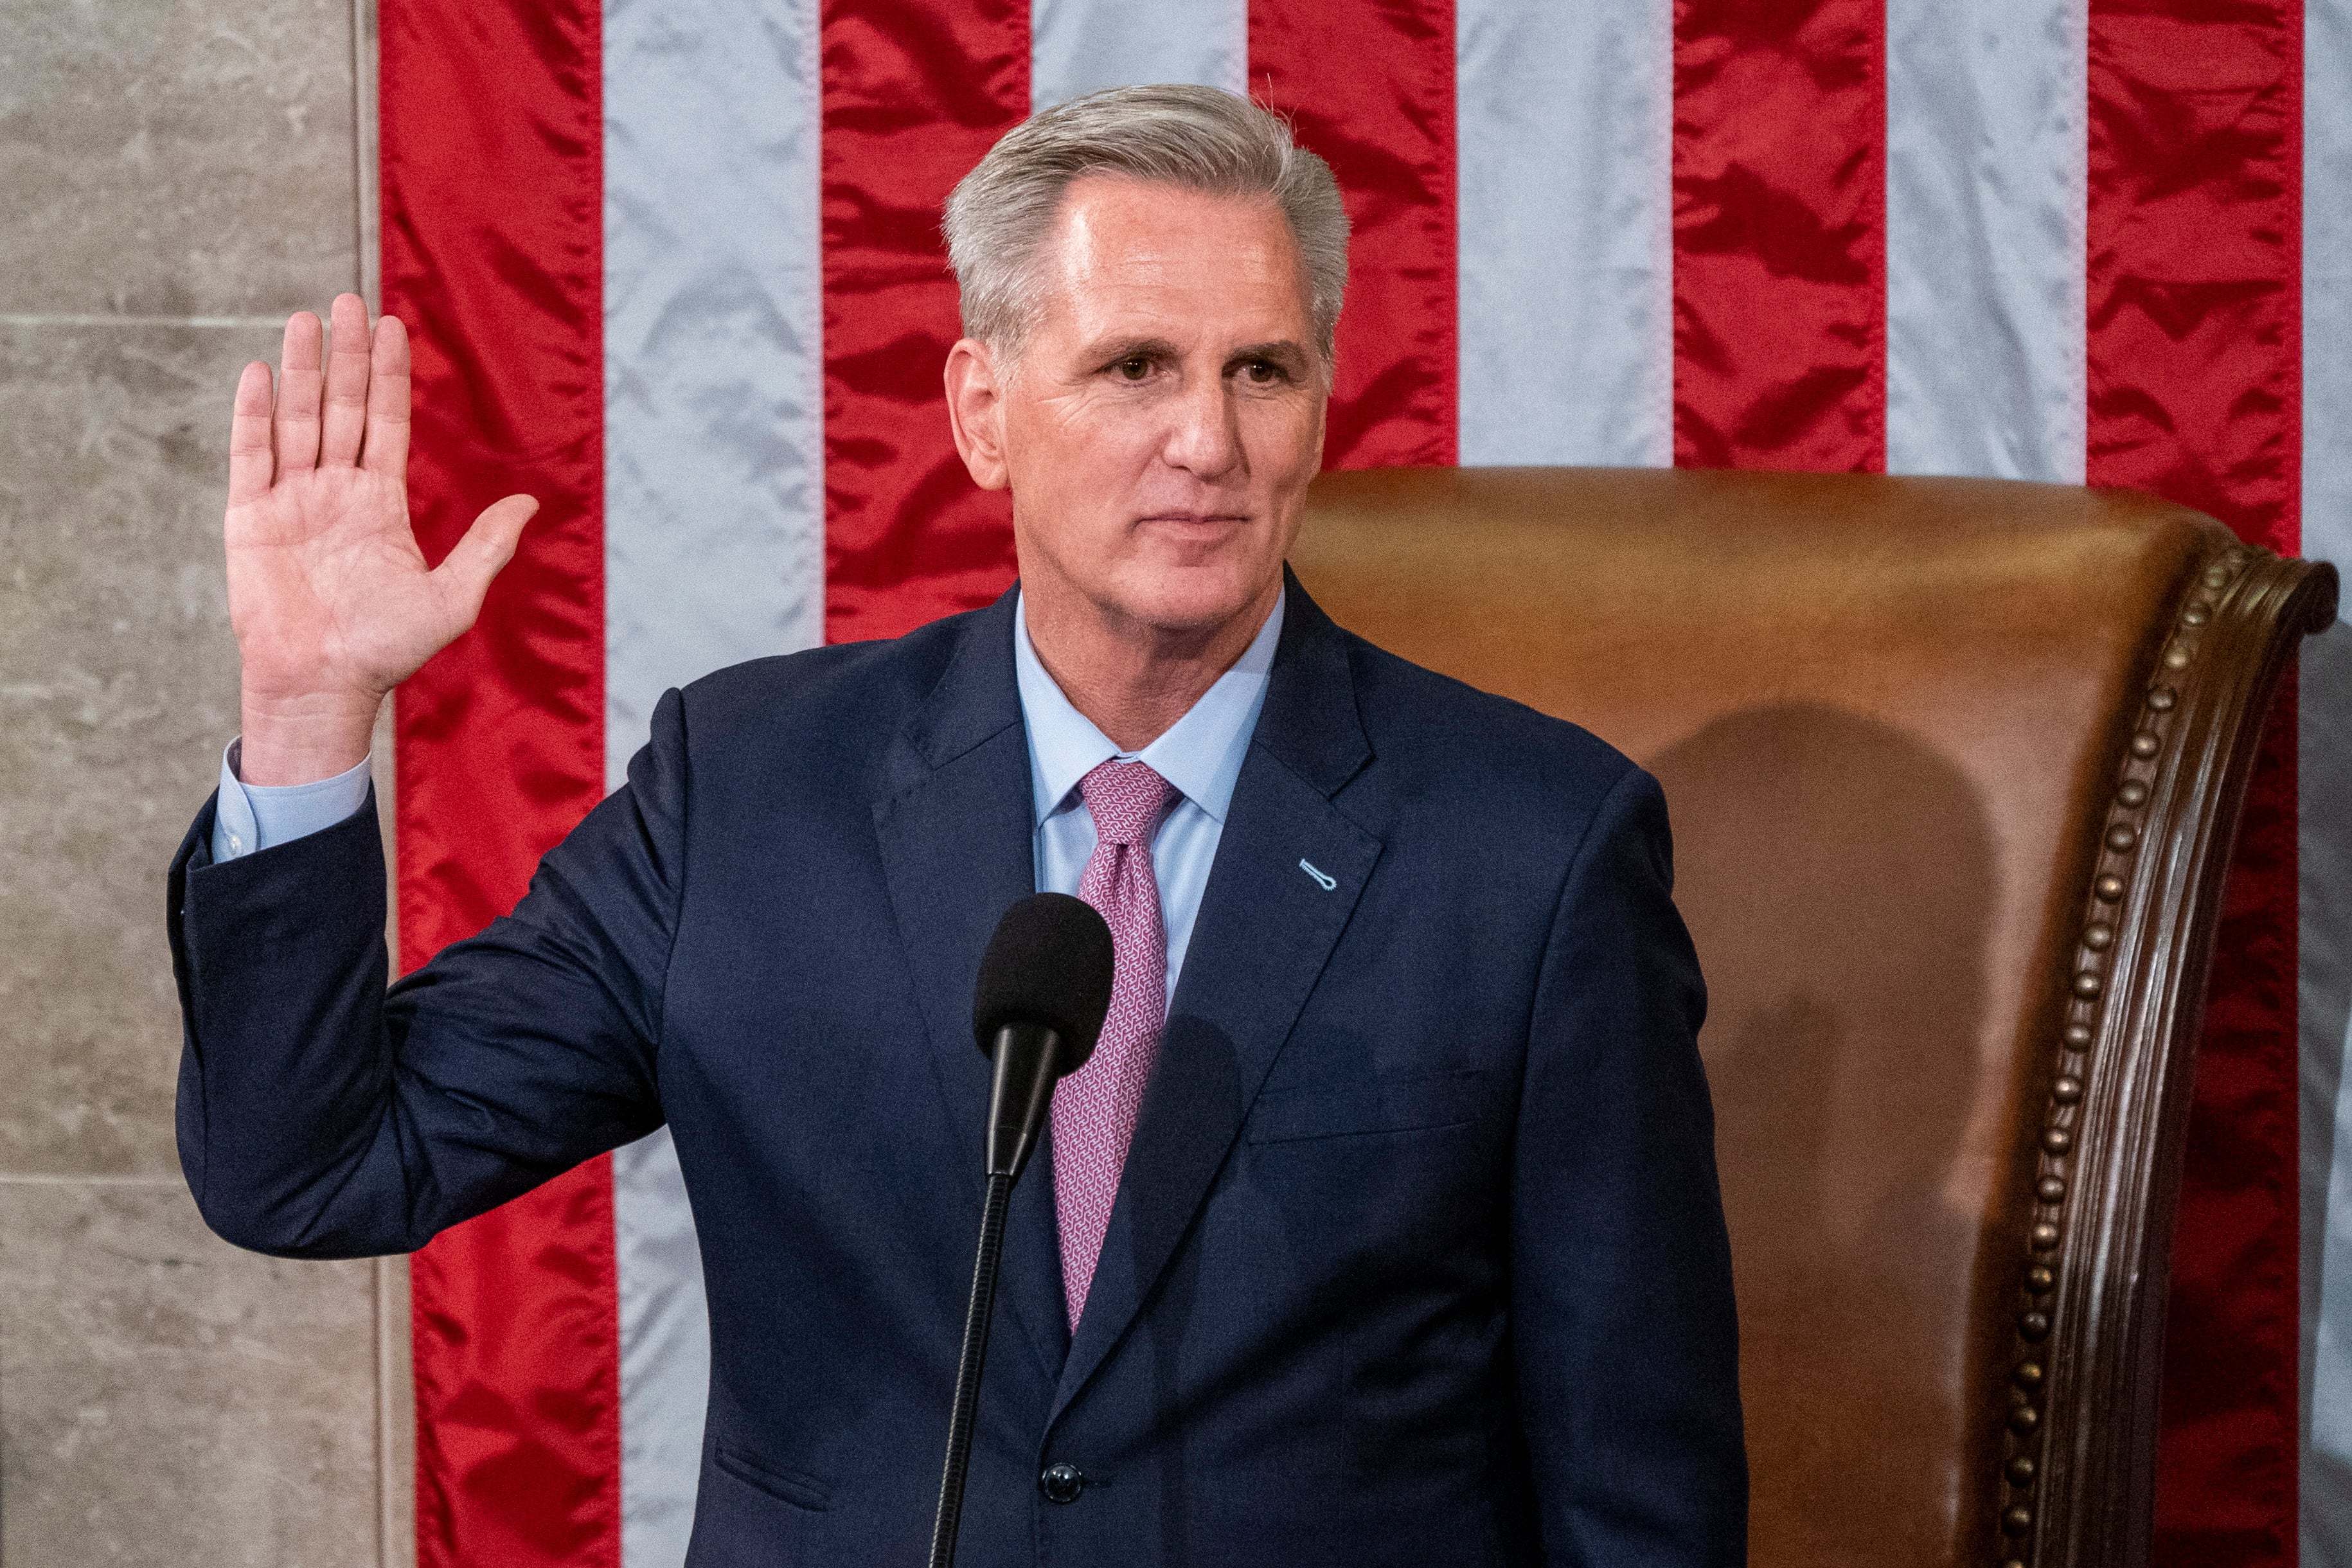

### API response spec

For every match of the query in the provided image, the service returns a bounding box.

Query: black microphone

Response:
[971,892,1116,1182]
[930,893,1114,1568]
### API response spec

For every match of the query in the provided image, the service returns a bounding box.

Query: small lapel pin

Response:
[1298,858,1337,892]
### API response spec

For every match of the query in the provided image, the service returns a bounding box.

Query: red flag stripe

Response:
[380,0,621,1559]
[1249,0,1459,470]
[821,0,1029,645]
[2085,3,2304,1563]
[1673,0,1887,473]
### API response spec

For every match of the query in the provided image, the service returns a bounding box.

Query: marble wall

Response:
[0,0,409,1560]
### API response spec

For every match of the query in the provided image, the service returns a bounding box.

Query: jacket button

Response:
[1039,1462,1085,1504]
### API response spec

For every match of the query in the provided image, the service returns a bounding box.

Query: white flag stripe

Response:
[603,0,826,792]
[1455,0,1673,468]
[2305,0,2352,573]
[1030,0,1247,109]
[1884,0,2087,481]
[603,0,824,1561]
[612,1129,714,1568]
[2303,0,2352,1552]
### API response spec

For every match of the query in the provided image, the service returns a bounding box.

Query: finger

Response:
[227,361,278,505]
[361,314,411,480]
[428,495,539,630]
[319,294,371,467]
[274,310,325,473]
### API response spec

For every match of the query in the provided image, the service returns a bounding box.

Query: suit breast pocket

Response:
[1244,1067,1491,1146]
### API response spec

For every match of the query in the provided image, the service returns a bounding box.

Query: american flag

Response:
[377,0,2346,1562]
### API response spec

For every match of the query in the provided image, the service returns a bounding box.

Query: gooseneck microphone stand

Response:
[929,1168,1016,1568]
[929,892,1112,1568]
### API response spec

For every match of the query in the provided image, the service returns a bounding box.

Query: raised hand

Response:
[225,294,537,785]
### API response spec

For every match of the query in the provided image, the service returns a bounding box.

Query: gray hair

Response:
[943,84,1350,370]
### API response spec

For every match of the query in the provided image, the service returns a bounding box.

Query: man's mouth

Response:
[1137,511,1248,527]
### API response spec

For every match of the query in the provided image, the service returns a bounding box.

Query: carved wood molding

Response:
[2003,536,2338,1568]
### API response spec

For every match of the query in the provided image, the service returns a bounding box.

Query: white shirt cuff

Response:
[210,740,373,862]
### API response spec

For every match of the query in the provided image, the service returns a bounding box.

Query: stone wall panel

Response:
[0,1181,379,1566]
[0,0,359,316]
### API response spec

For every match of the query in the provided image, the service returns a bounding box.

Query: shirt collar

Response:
[1013,587,1285,830]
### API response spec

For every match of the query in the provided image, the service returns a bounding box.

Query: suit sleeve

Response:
[1513,763,1747,1565]
[167,688,693,1259]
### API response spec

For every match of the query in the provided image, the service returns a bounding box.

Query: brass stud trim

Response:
[1993,546,2250,1568]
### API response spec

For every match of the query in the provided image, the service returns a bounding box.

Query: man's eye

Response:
[1116,357,1151,381]
[1242,360,1280,384]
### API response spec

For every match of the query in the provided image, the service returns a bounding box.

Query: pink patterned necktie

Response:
[1053,758,1178,1327]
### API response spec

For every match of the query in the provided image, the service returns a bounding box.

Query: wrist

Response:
[236,687,382,786]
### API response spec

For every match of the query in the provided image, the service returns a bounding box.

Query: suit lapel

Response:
[871,590,1071,1378]
[1051,578,1382,1420]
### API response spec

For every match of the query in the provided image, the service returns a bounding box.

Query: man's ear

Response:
[945,338,1010,491]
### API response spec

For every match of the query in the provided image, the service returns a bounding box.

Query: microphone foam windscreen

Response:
[971,892,1116,1069]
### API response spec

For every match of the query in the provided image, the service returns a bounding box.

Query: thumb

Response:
[429,494,539,628]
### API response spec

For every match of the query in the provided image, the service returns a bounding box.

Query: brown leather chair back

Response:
[1288,467,2337,1568]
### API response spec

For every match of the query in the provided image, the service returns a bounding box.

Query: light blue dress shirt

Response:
[1014,591,1281,1004]
[213,592,1284,1006]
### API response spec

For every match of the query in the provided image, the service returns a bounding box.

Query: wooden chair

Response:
[1288,467,2338,1568]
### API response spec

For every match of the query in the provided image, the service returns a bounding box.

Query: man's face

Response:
[947,176,1328,641]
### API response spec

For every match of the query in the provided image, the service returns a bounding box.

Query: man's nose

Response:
[1160,371,1244,479]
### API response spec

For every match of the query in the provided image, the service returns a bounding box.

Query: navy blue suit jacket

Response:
[167,579,1745,1565]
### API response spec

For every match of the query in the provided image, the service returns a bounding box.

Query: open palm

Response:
[225,294,535,783]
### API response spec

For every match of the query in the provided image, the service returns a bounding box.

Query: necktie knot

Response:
[1080,759,1174,847]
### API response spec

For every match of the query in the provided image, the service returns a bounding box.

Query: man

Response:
[171,85,1744,1563]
